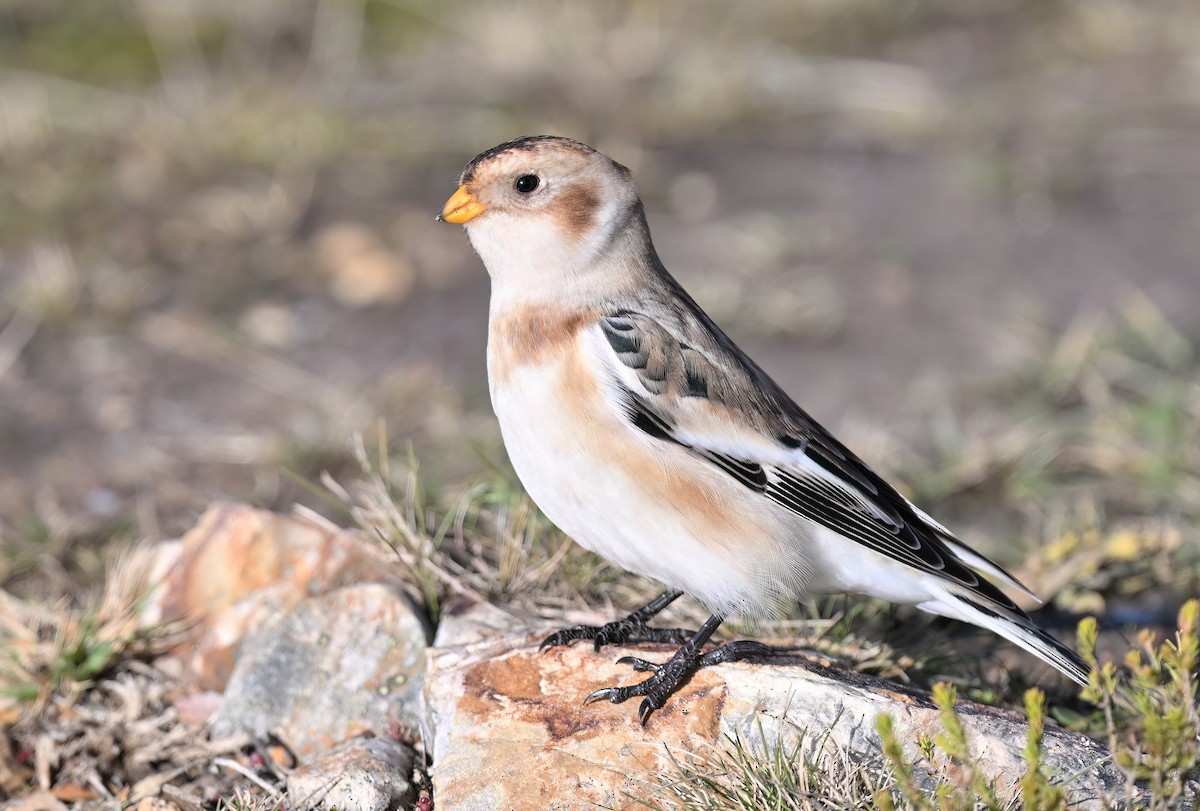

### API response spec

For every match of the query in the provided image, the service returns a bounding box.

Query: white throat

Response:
[469,203,646,311]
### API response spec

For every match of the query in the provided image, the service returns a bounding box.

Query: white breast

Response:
[486,322,803,619]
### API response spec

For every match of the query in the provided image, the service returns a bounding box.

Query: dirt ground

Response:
[1,1,1199,599]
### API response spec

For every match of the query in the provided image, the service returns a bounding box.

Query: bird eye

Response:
[514,175,540,194]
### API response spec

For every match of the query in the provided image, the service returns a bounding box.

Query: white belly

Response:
[488,337,797,618]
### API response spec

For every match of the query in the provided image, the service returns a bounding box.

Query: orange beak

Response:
[436,185,486,224]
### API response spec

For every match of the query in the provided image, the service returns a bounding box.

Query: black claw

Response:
[637,697,658,726]
[615,655,660,673]
[539,625,601,651]
[583,687,620,705]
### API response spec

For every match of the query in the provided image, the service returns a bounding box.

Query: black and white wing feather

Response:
[597,309,1023,606]
[594,294,1088,685]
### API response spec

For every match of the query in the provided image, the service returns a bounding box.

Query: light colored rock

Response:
[212,583,427,760]
[287,736,416,811]
[719,662,1116,804]
[433,597,523,648]
[135,506,1119,806]
[424,600,736,810]
[142,502,411,690]
[424,601,1120,810]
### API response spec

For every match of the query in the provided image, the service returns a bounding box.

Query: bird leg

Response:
[539,589,691,652]
[584,614,767,725]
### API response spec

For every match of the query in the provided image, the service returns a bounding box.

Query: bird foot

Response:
[582,639,776,725]
[539,618,692,653]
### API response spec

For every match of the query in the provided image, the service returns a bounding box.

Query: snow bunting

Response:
[438,135,1088,724]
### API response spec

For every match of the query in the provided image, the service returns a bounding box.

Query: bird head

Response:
[438,136,645,296]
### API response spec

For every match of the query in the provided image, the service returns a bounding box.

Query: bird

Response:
[437,135,1089,725]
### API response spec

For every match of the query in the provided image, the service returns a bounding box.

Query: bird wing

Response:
[593,305,1038,614]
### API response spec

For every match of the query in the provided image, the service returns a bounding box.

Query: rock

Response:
[423,600,733,810]
[212,583,427,760]
[143,502,412,690]
[720,663,1117,803]
[136,506,1120,806]
[424,600,1121,810]
[286,736,416,811]
[433,597,523,648]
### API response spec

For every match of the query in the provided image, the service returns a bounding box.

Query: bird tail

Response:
[918,586,1090,686]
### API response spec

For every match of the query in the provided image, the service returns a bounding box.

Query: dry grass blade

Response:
[0,543,191,716]
[211,758,281,797]
[324,433,489,621]
[631,724,894,811]
[215,786,285,811]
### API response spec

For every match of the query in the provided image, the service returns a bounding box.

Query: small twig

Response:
[212,757,281,797]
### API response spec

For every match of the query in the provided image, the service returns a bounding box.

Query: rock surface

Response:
[425,600,1120,810]
[286,736,416,811]
[137,505,1121,809]
[212,583,427,759]
[143,502,411,690]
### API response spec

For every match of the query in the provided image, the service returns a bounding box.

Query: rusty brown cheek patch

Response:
[552,182,600,237]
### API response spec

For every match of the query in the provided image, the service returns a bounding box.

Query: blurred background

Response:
[1,0,1198,632]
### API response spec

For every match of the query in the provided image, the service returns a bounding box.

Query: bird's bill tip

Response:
[438,184,485,224]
